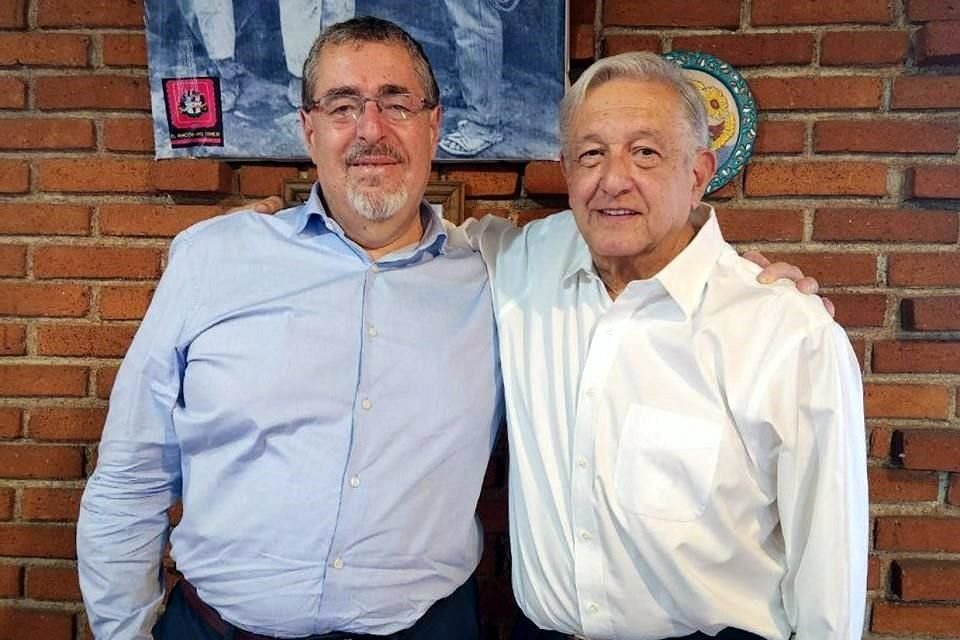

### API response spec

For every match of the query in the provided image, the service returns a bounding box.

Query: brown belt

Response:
[177,578,394,640]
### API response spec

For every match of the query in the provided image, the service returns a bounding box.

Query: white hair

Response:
[559,52,710,159]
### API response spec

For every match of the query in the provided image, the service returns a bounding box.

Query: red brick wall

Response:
[1,0,959,638]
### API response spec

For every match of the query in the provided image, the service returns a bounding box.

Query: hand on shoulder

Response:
[742,250,835,318]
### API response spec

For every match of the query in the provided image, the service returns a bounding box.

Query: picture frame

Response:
[282,178,466,224]
[144,1,568,162]
[663,51,757,194]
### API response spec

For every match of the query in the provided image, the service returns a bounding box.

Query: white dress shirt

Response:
[451,208,867,640]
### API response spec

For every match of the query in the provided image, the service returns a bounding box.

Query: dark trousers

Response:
[153,575,480,640]
[510,612,767,640]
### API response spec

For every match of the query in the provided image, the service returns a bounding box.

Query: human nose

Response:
[354,98,386,142]
[598,149,634,197]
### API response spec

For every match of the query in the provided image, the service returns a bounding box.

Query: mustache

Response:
[344,141,405,165]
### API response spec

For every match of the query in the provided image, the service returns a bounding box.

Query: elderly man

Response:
[453,53,868,640]
[79,17,501,640]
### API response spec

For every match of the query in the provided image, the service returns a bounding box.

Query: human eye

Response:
[577,148,603,167]
[323,97,360,119]
[381,95,417,120]
[631,146,661,165]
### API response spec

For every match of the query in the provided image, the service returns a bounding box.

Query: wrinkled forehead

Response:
[584,77,682,113]
[573,79,686,136]
[313,41,421,95]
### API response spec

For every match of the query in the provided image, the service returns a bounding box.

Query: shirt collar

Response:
[290,182,449,261]
[650,205,726,318]
[288,182,325,236]
[560,221,595,282]
[561,205,727,318]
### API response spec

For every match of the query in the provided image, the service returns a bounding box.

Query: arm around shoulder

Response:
[447,213,519,264]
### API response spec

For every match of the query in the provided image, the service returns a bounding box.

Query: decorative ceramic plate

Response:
[664,51,757,194]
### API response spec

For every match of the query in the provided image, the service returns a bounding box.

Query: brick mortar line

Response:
[0,597,84,611]
[870,502,960,516]
[734,241,960,251]
[0,480,87,489]
[867,418,960,426]
[0,113,125,120]
[863,372,960,384]
[863,374,960,383]
[4,355,130,366]
[602,26,921,36]
[877,253,890,287]
[0,355,120,365]
[1,26,145,33]
[16,318,140,325]
[2,67,148,77]
[715,195,959,206]
[89,32,103,68]
[0,519,78,527]
[939,473,953,504]
[739,68,927,78]
[3,150,154,157]
[741,155,959,164]
[0,558,78,568]
[0,397,107,407]
[761,113,960,120]
[884,332,960,341]
[0,195,225,206]
[8,236,170,247]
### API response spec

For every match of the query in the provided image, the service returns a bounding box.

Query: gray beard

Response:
[346,182,409,221]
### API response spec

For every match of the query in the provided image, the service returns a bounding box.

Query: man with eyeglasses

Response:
[78,17,501,640]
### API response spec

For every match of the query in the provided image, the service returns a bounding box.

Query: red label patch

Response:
[162,77,224,148]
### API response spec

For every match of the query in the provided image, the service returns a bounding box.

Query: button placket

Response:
[331,263,378,582]
[571,309,625,640]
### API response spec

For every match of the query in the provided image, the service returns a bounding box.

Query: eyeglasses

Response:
[304,93,436,124]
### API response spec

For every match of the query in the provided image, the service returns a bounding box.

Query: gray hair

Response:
[301,16,440,110]
[559,52,710,159]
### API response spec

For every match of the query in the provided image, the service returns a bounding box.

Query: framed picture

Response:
[145,1,568,162]
[282,178,466,224]
[664,51,757,194]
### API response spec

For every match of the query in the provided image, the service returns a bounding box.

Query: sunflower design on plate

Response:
[664,51,757,195]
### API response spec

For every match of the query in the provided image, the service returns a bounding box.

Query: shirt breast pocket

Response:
[614,404,722,521]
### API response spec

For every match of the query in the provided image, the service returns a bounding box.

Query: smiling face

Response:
[300,41,441,257]
[562,78,715,283]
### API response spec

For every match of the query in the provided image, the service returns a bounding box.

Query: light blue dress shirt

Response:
[77,186,503,639]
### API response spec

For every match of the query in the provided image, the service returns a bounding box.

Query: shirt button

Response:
[577,457,587,469]
[584,388,595,398]
[587,602,600,615]
[371,265,380,273]
[349,476,360,488]
[332,558,344,569]
[361,398,372,410]
[580,530,592,542]
[367,326,378,337]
